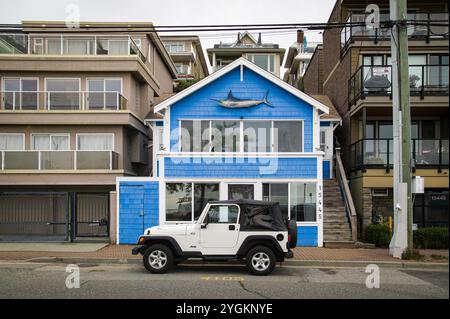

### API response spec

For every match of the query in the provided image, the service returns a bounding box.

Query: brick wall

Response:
[361,188,373,237]
[303,47,323,94]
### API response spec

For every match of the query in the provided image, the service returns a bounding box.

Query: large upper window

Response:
[87,78,122,110]
[166,183,220,222]
[77,134,113,151]
[247,54,275,73]
[273,121,303,152]
[0,134,24,150]
[164,42,185,53]
[2,78,38,110]
[178,120,303,153]
[45,78,80,110]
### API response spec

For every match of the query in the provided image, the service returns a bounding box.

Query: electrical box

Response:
[412,176,425,194]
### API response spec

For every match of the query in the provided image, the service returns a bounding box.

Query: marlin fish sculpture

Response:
[211,90,274,108]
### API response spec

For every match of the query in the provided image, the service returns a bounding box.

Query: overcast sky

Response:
[0,0,336,72]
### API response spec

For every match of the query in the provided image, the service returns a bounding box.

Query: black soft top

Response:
[209,199,288,231]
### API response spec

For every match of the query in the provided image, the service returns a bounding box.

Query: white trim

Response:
[154,57,330,114]
[317,156,323,247]
[1,77,40,110]
[75,133,115,151]
[0,133,26,150]
[30,133,70,151]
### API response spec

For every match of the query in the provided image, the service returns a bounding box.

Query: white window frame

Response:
[31,133,70,151]
[164,182,221,224]
[178,119,305,153]
[1,77,40,110]
[246,53,276,73]
[86,77,123,110]
[75,133,115,151]
[44,77,81,110]
[0,133,25,150]
[165,42,185,53]
[202,203,240,225]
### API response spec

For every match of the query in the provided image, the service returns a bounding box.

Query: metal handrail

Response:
[0,33,146,62]
[0,150,118,170]
[348,64,449,107]
[334,148,358,241]
[0,91,127,111]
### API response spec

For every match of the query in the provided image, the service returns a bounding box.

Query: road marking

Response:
[200,276,245,281]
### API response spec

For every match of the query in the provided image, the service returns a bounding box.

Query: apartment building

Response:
[0,21,177,242]
[161,35,209,81]
[303,0,449,235]
[283,30,321,90]
[207,32,285,77]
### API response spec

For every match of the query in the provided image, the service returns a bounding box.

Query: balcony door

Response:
[87,79,122,110]
[45,78,80,110]
[2,78,38,110]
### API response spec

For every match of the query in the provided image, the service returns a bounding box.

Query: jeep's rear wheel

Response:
[143,244,174,274]
[246,246,276,276]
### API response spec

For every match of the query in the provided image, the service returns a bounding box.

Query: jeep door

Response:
[199,204,240,249]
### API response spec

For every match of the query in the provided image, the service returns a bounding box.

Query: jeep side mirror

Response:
[201,215,209,228]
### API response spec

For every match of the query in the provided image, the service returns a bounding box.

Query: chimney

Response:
[296,30,304,45]
[236,32,241,44]
[257,32,262,45]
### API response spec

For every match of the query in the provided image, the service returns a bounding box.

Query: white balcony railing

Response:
[0,91,127,111]
[0,33,145,62]
[0,150,119,170]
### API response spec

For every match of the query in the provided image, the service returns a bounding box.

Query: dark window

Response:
[165,183,192,221]
[194,184,219,220]
[263,183,289,220]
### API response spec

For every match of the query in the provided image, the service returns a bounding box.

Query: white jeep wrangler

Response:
[132,200,297,275]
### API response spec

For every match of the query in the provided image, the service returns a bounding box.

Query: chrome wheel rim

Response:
[149,250,167,269]
[251,252,270,271]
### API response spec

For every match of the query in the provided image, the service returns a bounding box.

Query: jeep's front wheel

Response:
[143,244,174,274]
[246,246,276,276]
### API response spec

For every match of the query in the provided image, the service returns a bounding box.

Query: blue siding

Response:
[169,66,314,152]
[119,181,159,244]
[322,160,331,179]
[297,226,318,247]
[164,157,317,179]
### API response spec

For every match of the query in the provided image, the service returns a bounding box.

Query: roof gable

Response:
[154,57,330,114]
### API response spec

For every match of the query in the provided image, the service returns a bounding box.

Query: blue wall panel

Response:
[169,66,314,152]
[164,157,317,179]
[297,226,318,247]
[119,181,159,244]
[322,160,331,180]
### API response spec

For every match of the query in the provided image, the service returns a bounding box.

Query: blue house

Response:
[117,58,341,246]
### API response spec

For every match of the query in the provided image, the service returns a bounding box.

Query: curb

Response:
[22,256,449,270]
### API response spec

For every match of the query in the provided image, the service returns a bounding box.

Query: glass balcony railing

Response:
[0,91,128,111]
[348,64,449,106]
[349,138,449,171]
[340,12,449,53]
[0,150,119,170]
[0,33,145,62]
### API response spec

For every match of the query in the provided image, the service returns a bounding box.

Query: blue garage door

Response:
[118,181,159,244]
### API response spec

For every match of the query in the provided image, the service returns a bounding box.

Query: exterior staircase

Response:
[323,179,355,247]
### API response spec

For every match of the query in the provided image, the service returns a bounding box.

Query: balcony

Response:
[348,64,449,106]
[0,91,127,111]
[0,33,145,62]
[349,138,449,172]
[340,12,449,54]
[0,150,119,170]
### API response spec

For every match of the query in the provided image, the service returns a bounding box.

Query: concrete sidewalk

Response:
[0,244,447,269]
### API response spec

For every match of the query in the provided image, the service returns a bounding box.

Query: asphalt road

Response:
[0,261,448,299]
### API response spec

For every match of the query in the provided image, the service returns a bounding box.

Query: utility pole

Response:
[389,0,413,258]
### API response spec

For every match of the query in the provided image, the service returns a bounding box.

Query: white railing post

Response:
[116,92,119,110]
[12,93,16,111]
[38,151,41,170]
[74,150,77,170]
[1,151,4,170]
[60,35,63,55]
[110,151,113,170]
[47,92,50,110]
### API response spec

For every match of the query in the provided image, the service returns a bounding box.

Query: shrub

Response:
[413,227,449,249]
[365,224,391,247]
